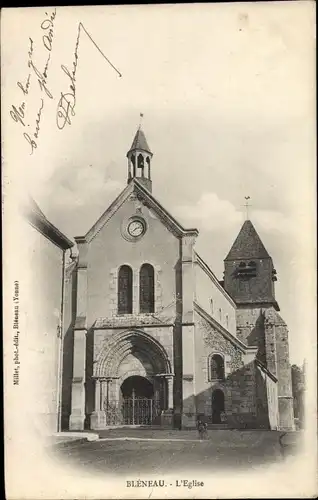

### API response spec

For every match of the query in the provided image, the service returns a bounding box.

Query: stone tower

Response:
[126,127,153,192]
[223,219,294,430]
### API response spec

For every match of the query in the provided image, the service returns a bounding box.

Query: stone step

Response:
[207,424,229,430]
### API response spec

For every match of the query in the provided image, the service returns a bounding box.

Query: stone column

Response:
[70,237,88,431]
[167,376,174,409]
[95,378,101,410]
[181,324,197,429]
[181,234,196,323]
[133,268,139,315]
[69,329,87,430]
[90,377,106,430]
[159,375,174,428]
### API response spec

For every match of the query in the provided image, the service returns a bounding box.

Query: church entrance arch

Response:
[93,330,172,427]
[212,389,225,424]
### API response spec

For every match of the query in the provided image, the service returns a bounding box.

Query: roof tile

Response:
[225,220,270,260]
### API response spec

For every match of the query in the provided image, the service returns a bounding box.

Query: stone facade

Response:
[61,128,294,431]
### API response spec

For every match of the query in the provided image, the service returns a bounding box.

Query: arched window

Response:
[218,308,222,321]
[137,153,144,176]
[118,265,133,314]
[209,354,225,381]
[225,314,229,328]
[210,298,214,315]
[140,264,155,313]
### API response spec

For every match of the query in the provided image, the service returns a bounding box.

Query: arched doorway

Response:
[212,389,225,424]
[120,376,159,425]
[93,330,172,428]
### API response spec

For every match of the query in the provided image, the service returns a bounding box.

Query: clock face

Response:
[127,220,145,237]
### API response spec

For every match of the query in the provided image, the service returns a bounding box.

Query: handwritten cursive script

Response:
[9,9,57,154]
[10,12,122,154]
[56,22,122,130]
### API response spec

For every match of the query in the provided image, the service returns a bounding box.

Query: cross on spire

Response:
[243,196,251,220]
[138,112,144,129]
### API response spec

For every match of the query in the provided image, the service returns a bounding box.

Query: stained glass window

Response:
[118,265,133,314]
[140,264,155,313]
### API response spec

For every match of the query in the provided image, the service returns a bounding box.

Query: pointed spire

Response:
[127,128,152,156]
[126,124,153,192]
[225,220,270,261]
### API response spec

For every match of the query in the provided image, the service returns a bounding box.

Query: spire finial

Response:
[138,112,144,129]
[243,196,251,220]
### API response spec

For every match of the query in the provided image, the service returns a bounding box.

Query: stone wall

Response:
[264,308,294,430]
[224,257,275,304]
[255,363,279,429]
[235,306,266,364]
[194,313,257,428]
[86,196,180,327]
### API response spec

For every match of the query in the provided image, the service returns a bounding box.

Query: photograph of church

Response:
[60,126,294,433]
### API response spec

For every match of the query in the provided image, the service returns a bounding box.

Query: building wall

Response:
[86,198,180,326]
[194,259,236,335]
[236,306,266,363]
[255,364,279,429]
[70,195,188,429]
[24,222,64,435]
[61,261,77,430]
[193,313,257,428]
[264,309,294,430]
[236,305,294,430]
[224,257,275,304]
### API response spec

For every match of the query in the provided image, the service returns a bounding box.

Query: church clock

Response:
[127,220,144,237]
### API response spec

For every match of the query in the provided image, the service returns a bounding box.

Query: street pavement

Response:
[48,429,302,476]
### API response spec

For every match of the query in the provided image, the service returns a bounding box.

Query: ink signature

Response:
[9,11,122,155]
[9,9,56,155]
[56,22,122,130]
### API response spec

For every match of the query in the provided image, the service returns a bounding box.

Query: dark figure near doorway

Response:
[197,419,208,440]
[212,389,225,424]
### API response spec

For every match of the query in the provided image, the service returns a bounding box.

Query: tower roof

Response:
[127,128,152,156]
[225,220,271,261]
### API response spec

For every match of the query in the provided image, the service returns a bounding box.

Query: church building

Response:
[62,127,294,431]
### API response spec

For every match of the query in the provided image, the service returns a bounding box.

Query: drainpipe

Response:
[57,249,66,432]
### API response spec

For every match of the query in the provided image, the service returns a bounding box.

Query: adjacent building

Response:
[23,197,73,435]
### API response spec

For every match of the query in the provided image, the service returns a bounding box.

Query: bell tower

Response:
[223,218,294,430]
[126,123,153,192]
[223,219,278,309]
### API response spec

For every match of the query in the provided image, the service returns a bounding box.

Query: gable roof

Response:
[127,128,152,156]
[23,196,74,250]
[81,178,199,243]
[225,220,271,261]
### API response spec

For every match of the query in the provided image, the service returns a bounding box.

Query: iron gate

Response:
[104,398,161,426]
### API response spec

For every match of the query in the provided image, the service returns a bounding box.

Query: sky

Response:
[3,3,316,365]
